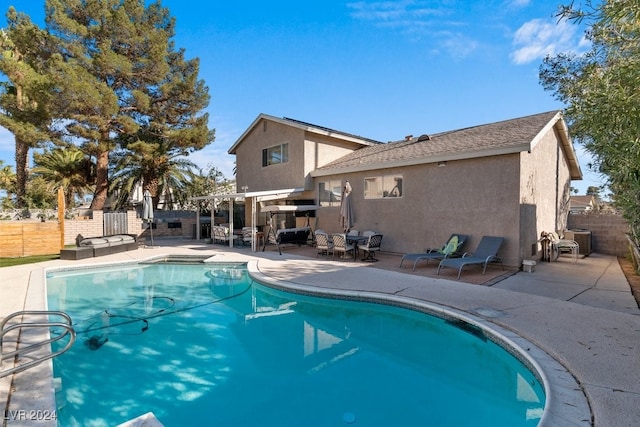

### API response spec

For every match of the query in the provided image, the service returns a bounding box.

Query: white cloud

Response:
[440,32,479,59]
[511,18,582,65]
[347,1,479,58]
[347,0,442,24]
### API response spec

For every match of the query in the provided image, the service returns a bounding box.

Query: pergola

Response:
[188,187,305,251]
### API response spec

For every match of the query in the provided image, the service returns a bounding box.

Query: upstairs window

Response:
[262,143,289,167]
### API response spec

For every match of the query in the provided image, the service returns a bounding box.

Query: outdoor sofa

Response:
[60,234,139,260]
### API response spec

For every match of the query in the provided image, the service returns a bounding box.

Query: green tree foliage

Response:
[23,175,56,209]
[0,159,16,208]
[116,36,214,208]
[109,140,198,211]
[32,147,95,207]
[540,1,640,241]
[182,165,234,213]
[45,0,213,210]
[586,185,602,198]
[0,8,55,209]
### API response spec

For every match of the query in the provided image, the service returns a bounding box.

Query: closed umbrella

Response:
[339,181,354,232]
[143,190,154,247]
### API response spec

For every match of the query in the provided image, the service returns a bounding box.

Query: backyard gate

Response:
[104,212,128,236]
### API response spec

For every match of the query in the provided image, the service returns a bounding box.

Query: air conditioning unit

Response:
[564,230,592,256]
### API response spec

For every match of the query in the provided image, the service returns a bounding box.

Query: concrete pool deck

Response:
[1,239,639,426]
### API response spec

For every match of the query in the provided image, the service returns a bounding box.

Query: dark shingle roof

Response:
[316,111,560,171]
[282,117,383,145]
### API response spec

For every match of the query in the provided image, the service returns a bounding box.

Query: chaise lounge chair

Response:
[399,234,468,271]
[436,236,504,280]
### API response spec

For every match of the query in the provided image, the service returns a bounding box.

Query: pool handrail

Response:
[0,310,76,378]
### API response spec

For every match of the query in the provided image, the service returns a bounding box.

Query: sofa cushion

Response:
[79,238,109,248]
[104,236,125,246]
[119,235,135,243]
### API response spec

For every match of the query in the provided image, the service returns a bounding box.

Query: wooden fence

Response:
[0,209,199,257]
[0,222,62,257]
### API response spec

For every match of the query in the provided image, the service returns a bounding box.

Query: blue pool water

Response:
[46,262,545,426]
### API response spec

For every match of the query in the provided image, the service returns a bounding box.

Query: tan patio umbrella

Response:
[339,180,354,232]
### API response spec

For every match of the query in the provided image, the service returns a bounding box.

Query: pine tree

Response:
[117,35,214,207]
[46,0,212,209]
[0,7,55,208]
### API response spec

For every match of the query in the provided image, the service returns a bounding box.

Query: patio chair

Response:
[549,232,579,263]
[332,233,355,260]
[437,236,504,280]
[241,227,256,246]
[358,234,383,262]
[315,230,334,257]
[399,234,468,271]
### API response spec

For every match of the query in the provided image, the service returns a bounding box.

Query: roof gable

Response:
[312,111,582,179]
[228,113,382,154]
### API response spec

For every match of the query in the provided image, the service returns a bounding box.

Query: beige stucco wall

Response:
[234,120,307,191]
[519,124,574,261]
[314,155,523,267]
[232,116,576,268]
[235,118,365,193]
[303,135,361,189]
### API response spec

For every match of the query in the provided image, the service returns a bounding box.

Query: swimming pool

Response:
[46,261,545,426]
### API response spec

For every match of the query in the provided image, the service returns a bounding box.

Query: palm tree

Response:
[31,148,95,207]
[182,165,234,213]
[109,141,198,211]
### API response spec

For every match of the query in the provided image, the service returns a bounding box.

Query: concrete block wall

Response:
[64,211,104,244]
[567,213,630,257]
[138,216,197,243]
[64,210,198,245]
[65,210,142,245]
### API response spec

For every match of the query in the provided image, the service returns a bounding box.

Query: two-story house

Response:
[224,111,582,267]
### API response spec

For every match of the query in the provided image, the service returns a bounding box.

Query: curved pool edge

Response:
[3,256,591,427]
[247,260,592,427]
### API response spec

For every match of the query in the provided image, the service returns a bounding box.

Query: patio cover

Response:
[261,205,322,212]
[189,187,306,251]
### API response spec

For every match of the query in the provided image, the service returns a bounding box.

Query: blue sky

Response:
[1,0,604,194]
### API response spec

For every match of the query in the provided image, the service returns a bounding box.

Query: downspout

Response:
[555,143,560,231]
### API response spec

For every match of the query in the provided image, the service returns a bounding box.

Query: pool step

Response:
[116,412,164,427]
[140,255,213,264]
